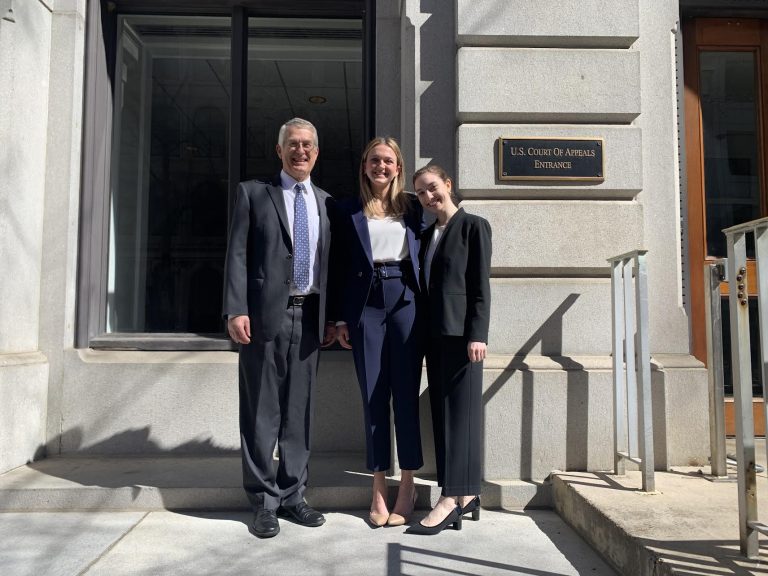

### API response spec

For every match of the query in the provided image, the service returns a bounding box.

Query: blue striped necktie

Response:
[293,183,311,292]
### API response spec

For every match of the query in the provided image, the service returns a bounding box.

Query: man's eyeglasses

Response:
[286,140,316,152]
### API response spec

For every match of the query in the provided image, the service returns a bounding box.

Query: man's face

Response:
[276,127,319,182]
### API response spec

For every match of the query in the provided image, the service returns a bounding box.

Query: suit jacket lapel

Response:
[313,184,329,254]
[419,223,436,266]
[351,199,374,267]
[404,201,420,267]
[266,177,291,248]
[432,208,465,262]
[419,222,436,289]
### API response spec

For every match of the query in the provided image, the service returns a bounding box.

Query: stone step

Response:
[0,453,551,511]
[551,468,768,576]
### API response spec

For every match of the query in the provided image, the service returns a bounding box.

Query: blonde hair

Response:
[359,137,408,218]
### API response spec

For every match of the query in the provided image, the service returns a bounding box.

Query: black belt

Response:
[373,260,408,279]
[288,293,318,307]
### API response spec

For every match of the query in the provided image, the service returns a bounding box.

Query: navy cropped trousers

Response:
[349,261,423,472]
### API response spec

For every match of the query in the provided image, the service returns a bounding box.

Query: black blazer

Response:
[330,193,423,327]
[419,208,492,342]
[222,176,334,341]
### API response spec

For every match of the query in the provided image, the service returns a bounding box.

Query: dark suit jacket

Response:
[331,194,423,327]
[223,176,334,342]
[419,208,492,342]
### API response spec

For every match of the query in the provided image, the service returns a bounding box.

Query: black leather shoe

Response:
[461,496,481,521]
[405,506,462,535]
[250,509,280,538]
[278,501,326,527]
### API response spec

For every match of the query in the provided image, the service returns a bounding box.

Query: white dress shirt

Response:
[280,170,321,295]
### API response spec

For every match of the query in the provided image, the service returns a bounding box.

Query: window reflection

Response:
[107,16,231,333]
[245,18,362,195]
[106,16,364,335]
[700,51,760,258]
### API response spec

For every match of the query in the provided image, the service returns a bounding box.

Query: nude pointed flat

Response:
[386,488,417,526]
[386,512,408,526]
[368,511,389,528]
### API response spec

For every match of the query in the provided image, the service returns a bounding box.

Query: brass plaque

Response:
[498,137,604,181]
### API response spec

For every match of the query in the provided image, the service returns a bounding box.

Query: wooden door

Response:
[684,18,768,434]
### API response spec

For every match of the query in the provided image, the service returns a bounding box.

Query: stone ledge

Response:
[74,348,237,364]
[0,351,48,366]
[484,354,613,371]
[0,454,551,511]
[651,354,706,370]
[484,354,702,372]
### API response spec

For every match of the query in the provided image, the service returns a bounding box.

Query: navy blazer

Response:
[222,175,334,341]
[331,194,423,327]
[419,208,492,342]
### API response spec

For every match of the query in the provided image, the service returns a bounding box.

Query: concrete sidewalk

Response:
[0,451,611,575]
[0,508,615,576]
[3,440,767,575]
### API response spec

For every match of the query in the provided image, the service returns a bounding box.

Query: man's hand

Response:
[322,323,337,347]
[467,341,486,363]
[336,323,352,349]
[228,315,251,345]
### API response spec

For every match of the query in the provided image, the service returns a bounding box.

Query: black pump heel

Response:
[406,506,462,535]
[461,496,481,521]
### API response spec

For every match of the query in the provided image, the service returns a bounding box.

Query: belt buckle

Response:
[292,295,305,306]
[378,265,388,279]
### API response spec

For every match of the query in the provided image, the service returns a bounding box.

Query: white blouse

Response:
[367,216,408,262]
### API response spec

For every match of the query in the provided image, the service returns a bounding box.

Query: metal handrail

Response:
[608,249,655,492]
[703,261,728,479]
[722,217,768,559]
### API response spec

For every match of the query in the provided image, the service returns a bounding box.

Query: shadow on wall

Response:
[417,0,456,172]
[483,294,597,482]
[37,426,239,460]
[23,427,240,492]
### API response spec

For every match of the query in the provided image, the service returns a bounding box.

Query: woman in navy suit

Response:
[406,164,492,536]
[333,137,424,527]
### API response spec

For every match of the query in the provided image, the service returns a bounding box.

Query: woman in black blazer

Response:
[407,165,492,535]
[332,137,424,528]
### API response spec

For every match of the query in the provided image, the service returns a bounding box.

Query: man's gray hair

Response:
[278,118,319,149]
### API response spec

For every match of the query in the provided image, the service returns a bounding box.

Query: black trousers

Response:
[238,295,320,512]
[426,335,482,496]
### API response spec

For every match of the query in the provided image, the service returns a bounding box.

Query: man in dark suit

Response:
[223,118,335,538]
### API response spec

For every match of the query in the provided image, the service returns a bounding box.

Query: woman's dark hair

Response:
[412,164,460,203]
